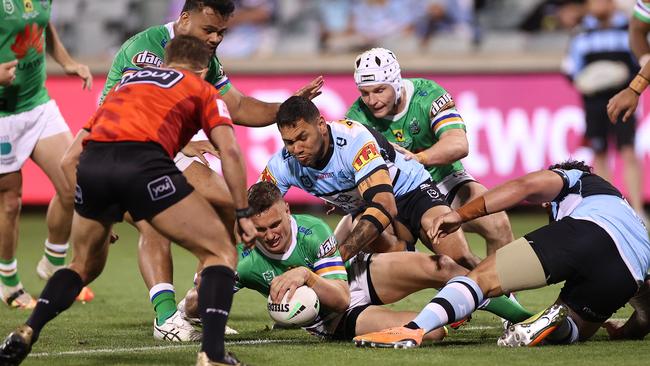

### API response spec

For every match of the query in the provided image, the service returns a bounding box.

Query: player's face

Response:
[359,84,396,118]
[279,118,329,168]
[178,7,229,52]
[252,201,292,254]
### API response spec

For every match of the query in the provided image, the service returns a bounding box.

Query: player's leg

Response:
[0,171,35,309]
[143,191,237,363]
[0,214,112,364]
[604,276,650,340]
[30,103,76,279]
[451,181,514,256]
[615,116,646,220]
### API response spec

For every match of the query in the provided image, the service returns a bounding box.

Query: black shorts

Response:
[525,217,639,322]
[75,141,194,222]
[584,95,636,152]
[395,179,447,236]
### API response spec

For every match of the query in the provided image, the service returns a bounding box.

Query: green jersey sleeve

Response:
[299,216,347,282]
[422,79,466,138]
[634,1,650,23]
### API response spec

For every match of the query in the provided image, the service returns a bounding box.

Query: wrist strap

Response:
[235,207,254,219]
[456,196,487,222]
[629,74,649,95]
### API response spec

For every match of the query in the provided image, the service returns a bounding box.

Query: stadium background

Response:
[6,1,650,365]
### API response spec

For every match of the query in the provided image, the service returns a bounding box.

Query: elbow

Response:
[456,142,469,160]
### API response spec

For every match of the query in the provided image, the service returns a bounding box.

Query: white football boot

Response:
[36,256,64,280]
[497,304,568,347]
[153,310,202,342]
[177,298,238,335]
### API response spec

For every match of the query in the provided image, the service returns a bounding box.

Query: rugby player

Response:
[602,0,650,340]
[180,182,535,341]
[0,35,255,366]
[354,160,650,348]
[99,0,323,340]
[345,48,514,257]
[1,0,93,309]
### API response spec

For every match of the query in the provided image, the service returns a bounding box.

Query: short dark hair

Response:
[182,0,235,18]
[164,35,212,70]
[276,96,320,128]
[548,160,593,173]
[248,181,283,215]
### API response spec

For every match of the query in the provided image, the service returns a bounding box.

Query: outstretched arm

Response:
[46,22,92,90]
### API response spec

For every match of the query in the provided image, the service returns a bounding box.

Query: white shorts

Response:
[435,170,476,204]
[0,100,70,174]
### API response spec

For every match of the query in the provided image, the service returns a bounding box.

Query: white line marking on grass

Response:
[463,325,499,330]
[30,339,292,358]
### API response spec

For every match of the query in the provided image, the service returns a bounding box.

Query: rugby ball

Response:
[267,286,320,326]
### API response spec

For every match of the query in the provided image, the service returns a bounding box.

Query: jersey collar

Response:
[254,215,298,261]
[165,22,175,40]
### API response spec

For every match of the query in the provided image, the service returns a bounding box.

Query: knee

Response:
[200,241,237,270]
[433,254,467,278]
[484,213,513,241]
[138,231,172,251]
[0,190,22,218]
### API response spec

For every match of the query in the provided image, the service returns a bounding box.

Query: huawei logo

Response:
[11,23,43,59]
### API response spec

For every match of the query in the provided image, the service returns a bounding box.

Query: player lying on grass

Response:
[0,36,255,366]
[345,47,514,257]
[181,181,534,341]
[98,0,323,341]
[354,160,650,348]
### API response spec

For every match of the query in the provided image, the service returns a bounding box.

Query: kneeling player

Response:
[182,182,533,341]
[0,36,255,366]
[354,160,650,348]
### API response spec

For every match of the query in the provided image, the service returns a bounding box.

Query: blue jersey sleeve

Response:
[348,129,388,184]
[259,150,292,195]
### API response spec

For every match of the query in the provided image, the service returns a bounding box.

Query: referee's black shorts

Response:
[75,141,194,222]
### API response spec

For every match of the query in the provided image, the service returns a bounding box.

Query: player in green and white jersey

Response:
[180,182,535,341]
[345,48,514,258]
[93,0,323,341]
[0,0,92,309]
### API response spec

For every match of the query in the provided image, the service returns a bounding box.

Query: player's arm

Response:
[338,168,397,261]
[60,129,89,189]
[221,77,324,127]
[412,128,468,166]
[46,22,92,90]
[428,170,565,244]
[607,60,650,123]
[630,10,650,64]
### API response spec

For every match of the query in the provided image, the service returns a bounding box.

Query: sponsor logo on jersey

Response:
[336,137,347,147]
[316,172,334,180]
[23,0,32,12]
[260,166,277,185]
[11,23,44,58]
[300,176,314,188]
[118,68,184,90]
[3,0,15,14]
[352,141,381,171]
[409,119,421,135]
[430,93,453,117]
[131,50,163,68]
[336,119,354,128]
[216,98,231,119]
[262,270,275,284]
[392,129,405,142]
[298,226,313,235]
[317,236,337,258]
[147,176,176,201]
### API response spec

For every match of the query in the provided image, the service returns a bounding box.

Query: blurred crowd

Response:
[51,0,637,58]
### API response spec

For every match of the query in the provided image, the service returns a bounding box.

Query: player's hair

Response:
[548,160,593,173]
[248,181,283,215]
[276,96,320,128]
[164,35,212,70]
[182,0,235,17]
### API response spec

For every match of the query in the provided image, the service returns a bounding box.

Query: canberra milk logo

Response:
[147,176,176,201]
[131,50,163,68]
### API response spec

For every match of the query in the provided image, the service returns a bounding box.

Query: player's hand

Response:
[427,211,463,245]
[607,88,639,124]
[237,217,257,247]
[269,267,309,303]
[181,140,220,166]
[293,76,324,100]
[0,60,18,86]
[391,142,423,163]
[603,320,626,340]
[63,62,92,90]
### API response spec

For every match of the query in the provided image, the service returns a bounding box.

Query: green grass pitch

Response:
[1,210,649,365]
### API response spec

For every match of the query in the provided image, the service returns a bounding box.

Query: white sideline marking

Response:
[463,325,498,330]
[30,339,292,358]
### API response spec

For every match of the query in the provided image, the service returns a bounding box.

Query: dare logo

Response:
[352,142,380,171]
[131,50,163,68]
[260,166,277,185]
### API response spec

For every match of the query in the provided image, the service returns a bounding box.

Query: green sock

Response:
[44,241,68,266]
[152,291,177,326]
[480,295,535,323]
[0,258,20,287]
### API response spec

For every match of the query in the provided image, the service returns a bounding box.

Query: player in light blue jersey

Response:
[355,160,650,348]
[261,96,481,268]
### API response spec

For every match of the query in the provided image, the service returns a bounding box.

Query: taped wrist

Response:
[629,74,649,95]
[456,196,487,222]
[359,202,393,233]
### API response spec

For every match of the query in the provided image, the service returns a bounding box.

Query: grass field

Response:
[2,210,649,366]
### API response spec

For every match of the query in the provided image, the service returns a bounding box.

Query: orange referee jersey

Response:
[84,67,233,157]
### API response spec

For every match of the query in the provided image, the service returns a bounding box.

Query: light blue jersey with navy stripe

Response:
[550,169,650,282]
[260,119,431,213]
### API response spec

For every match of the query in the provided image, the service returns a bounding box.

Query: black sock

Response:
[199,265,235,362]
[26,269,83,343]
[404,321,420,330]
